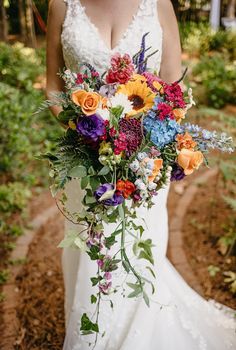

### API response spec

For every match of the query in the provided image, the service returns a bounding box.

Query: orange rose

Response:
[148,159,163,182]
[176,132,197,151]
[173,108,186,123]
[71,89,101,116]
[177,149,204,175]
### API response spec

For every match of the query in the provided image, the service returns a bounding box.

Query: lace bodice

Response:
[61,0,163,75]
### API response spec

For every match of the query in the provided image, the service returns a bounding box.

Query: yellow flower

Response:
[68,120,77,130]
[117,80,155,117]
[99,141,113,156]
[131,74,147,82]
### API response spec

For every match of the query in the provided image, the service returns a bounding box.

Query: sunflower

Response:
[117,79,155,117]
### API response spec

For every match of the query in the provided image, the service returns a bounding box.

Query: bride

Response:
[46,0,236,349]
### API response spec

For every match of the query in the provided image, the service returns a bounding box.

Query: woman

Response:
[46,1,236,349]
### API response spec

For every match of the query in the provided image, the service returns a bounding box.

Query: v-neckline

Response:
[77,0,146,53]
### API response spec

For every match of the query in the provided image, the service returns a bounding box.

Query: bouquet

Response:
[40,34,234,345]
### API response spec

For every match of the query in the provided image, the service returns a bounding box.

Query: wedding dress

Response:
[60,0,236,349]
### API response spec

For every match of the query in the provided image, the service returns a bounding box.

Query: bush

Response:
[191,55,236,108]
[180,22,236,60]
[0,42,44,91]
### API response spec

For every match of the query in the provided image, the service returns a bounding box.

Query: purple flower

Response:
[76,114,105,141]
[104,272,112,280]
[99,84,117,98]
[99,280,112,294]
[94,183,124,206]
[170,163,186,181]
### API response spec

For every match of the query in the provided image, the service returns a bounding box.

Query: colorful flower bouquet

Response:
[40,35,234,344]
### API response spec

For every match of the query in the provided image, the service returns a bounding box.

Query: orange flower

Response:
[177,149,204,175]
[116,180,135,199]
[71,89,101,116]
[148,159,163,182]
[173,108,186,123]
[153,81,164,94]
[176,132,197,151]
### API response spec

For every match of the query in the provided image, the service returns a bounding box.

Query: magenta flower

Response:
[164,82,186,108]
[157,103,174,121]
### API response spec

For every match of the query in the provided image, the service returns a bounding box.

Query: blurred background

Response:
[0,1,235,349]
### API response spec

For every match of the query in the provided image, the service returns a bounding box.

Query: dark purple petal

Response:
[76,114,105,141]
[94,184,124,206]
[170,163,186,181]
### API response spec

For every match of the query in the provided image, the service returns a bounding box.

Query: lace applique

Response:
[61,0,162,75]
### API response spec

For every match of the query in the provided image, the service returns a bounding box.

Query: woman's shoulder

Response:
[48,0,67,26]
[157,0,177,27]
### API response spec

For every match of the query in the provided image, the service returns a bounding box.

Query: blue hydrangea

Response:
[143,113,182,149]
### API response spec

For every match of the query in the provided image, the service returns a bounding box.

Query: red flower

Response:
[164,82,186,108]
[157,102,174,121]
[106,53,134,84]
[116,180,135,199]
[114,132,127,155]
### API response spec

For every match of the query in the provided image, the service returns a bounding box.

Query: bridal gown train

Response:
[61,0,236,349]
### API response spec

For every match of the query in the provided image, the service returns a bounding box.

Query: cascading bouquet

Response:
[40,34,234,343]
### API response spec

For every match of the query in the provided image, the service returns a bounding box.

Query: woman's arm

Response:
[157,0,183,84]
[46,0,67,117]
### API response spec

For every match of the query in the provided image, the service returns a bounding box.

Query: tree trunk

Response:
[18,0,27,42]
[0,0,8,42]
[226,0,236,18]
[25,0,36,48]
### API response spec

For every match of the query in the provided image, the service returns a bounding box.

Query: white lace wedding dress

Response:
[60,0,236,349]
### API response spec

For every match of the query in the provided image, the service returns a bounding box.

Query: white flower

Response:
[97,107,110,121]
[144,168,153,177]
[137,152,148,161]
[110,93,133,114]
[186,88,196,111]
[129,159,140,173]
[135,179,146,191]
[140,190,148,200]
[99,189,115,202]
[148,182,157,191]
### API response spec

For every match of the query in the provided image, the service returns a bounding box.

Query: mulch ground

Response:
[182,171,236,309]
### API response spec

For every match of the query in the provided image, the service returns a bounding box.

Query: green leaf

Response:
[90,276,102,286]
[87,245,100,260]
[81,176,89,190]
[90,294,97,304]
[90,176,101,191]
[80,313,99,333]
[98,165,110,176]
[57,232,78,248]
[146,266,156,278]
[68,165,87,178]
[57,110,75,124]
[143,291,150,307]
[104,235,117,249]
[85,195,97,205]
[138,250,154,265]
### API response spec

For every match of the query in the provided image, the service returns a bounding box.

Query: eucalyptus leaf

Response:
[98,165,110,176]
[68,165,87,178]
